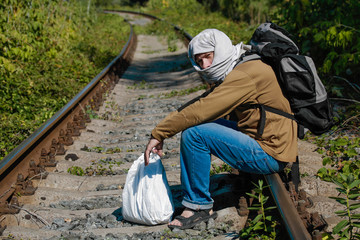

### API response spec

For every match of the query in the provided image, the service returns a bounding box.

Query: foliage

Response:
[306,104,360,236]
[240,179,280,239]
[198,0,274,25]
[271,0,360,90]
[67,166,85,176]
[330,104,360,133]
[0,0,130,160]
[67,157,124,176]
[81,145,122,154]
[315,135,359,183]
[210,162,232,176]
[322,174,360,240]
[99,0,254,43]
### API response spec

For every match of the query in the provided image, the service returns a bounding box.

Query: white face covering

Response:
[188,29,249,84]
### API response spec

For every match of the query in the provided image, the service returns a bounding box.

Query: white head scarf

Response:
[188,29,249,84]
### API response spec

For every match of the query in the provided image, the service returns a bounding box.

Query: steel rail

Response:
[0,15,136,203]
[265,174,312,240]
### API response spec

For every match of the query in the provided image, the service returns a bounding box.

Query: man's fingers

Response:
[144,138,164,166]
[144,146,152,166]
[144,138,162,166]
[154,141,163,157]
[144,144,153,166]
[152,148,163,157]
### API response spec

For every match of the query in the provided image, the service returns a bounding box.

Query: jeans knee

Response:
[181,126,199,144]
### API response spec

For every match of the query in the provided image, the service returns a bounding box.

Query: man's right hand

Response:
[144,137,163,166]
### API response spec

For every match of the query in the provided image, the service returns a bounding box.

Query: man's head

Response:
[188,29,247,84]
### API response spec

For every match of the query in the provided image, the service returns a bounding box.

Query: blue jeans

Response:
[180,118,286,210]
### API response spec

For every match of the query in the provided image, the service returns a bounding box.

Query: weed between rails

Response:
[240,180,281,239]
[159,84,207,98]
[67,158,126,177]
[210,163,232,176]
[80,146,122,154]
[127,80,155,90]
[86,106,123,123]
[66,146,130,176]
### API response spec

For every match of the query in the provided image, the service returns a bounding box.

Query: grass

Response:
[159,84,207,98]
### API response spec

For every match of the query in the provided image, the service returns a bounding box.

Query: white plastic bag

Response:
[122,153,174,225]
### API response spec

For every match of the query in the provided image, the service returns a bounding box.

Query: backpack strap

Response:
[235,53,262,66]
[245,104,304,139]
[291,156,300,192]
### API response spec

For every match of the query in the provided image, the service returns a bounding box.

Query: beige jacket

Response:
[151,60,298,162]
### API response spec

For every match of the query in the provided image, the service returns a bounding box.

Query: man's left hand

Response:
[144,137,163,166]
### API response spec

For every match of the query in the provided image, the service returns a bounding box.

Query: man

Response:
[144,29,297,229]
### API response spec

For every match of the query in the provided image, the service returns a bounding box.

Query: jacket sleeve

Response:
[151,69,256,141]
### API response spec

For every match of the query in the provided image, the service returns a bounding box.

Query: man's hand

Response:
[144,137,163,166]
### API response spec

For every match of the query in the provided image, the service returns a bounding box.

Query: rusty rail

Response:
[265,174,312,240]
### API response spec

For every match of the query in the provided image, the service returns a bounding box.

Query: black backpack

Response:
[238,22,335,139]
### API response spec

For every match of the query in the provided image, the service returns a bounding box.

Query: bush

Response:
[0,0,130,160]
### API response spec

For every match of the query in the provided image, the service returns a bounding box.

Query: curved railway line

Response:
[0,11,345,240]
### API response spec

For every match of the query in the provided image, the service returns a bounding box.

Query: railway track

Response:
[0,11,344,240]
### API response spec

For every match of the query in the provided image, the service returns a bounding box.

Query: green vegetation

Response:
[67,166,85,176]
[240,180,280,239]
[99,0,254,44]
[316,136,359,183]
[102,101,124,122]
[273,0,359,89]
[81,145,122,154]
[0,0,130,160]
[67,158,124,176]
[199,0,274,25]
[127,79,155,89]
[325,174,360,239]
[210,162,233,176]
[159,84,207,98]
